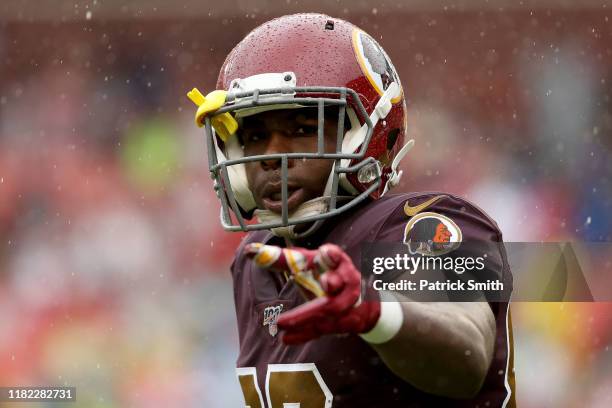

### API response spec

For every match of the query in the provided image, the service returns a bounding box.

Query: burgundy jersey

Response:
[230,192,517,408]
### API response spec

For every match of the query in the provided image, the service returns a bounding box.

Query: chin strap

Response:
[383,139,415,195]
[254,195,354,240]
[254,197,330,240]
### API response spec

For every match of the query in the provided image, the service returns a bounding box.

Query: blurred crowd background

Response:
[0,1,611,407]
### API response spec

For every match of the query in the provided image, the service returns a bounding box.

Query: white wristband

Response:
[359,291,404,344]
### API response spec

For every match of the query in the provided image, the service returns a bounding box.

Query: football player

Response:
[188,13,516,407]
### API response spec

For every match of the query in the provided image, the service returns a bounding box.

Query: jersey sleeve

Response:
[367,193,513,305]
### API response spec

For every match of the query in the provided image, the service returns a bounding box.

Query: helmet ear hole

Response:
[386,128,400,151]
[345,108,360,131]
[344,111,352,133]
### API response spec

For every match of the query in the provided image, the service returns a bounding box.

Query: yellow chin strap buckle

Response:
[186,88,238,142]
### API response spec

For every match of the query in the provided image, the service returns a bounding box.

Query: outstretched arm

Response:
[245,242,496,399]
[366,297,496,399]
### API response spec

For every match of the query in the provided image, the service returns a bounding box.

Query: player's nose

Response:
[260,131,295,171]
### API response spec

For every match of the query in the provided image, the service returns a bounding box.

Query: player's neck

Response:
[284,220,334,249]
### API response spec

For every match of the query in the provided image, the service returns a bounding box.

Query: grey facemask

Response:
[195,72,404,238]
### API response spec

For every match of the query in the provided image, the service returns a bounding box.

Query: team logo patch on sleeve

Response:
[403,212,462,256]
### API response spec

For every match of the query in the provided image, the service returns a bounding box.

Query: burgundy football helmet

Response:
[188,13,413,238]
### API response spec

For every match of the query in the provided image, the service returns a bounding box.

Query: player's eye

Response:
[295,125,318,136]
[245,131,267,143]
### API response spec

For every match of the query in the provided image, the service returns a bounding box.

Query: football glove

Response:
[245,243,381,344]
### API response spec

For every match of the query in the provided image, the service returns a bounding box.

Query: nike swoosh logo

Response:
[403,195,446,217]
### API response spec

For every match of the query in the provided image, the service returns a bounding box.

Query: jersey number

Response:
[237,363,333,408]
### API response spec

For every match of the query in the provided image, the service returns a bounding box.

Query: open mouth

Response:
[262,187,305,214]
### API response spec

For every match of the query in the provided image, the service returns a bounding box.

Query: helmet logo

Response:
[403,212,462,256]
[352,29,402,104]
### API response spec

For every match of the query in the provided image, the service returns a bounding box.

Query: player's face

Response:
[240,108,339,214]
